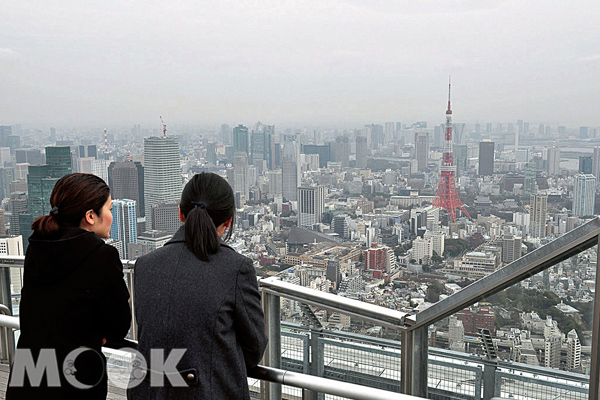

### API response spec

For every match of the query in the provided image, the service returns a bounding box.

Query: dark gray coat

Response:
[128,227,267,400]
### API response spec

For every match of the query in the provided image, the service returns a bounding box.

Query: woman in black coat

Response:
[6,173,131,400]
[129,172,268,400]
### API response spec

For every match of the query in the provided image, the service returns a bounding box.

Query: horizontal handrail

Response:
[0,318,420,400]
[250,365,421,400]
[259,276,409,329]
[412,217,600,330]
[0,315,19,330]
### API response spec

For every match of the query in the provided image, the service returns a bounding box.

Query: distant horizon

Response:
[3,1,600,129]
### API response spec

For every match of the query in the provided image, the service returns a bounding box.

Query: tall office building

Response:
[414,132,429,172]
[110,199,137,259]
[454,145,468,175]
[384,122,395,143]
[302,144,330,168]
[250,124,275,170]
[220,123,231,145]
[233,124,249,154]
[580,126,589,139]
[45,146,72,178]
[15,149,43,165]
[282,135,300,201]
[566,329,581,372]
[355,136,368,168]
[108,161,145,217]
[501,235,522,263]
[572,174,595,217]
[233,152,249,199]
[297,186,325,227]
[593,147,600,183]
[453,123,466,144]
[478,140,495,176]
[143,137,181,229]
[547,147,561,176]
[524,163,538,194]
[529,194,548,238]
[151,202,182,234]
[0,168,14,199]
[545,335,561,369]
[334,136,350,167]
[578,156,593,174]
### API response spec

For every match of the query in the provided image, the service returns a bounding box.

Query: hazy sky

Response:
[2,1,599,129]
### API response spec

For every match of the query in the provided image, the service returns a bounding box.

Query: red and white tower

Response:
[432,78,471,222]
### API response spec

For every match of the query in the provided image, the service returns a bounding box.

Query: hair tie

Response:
[191,201,206,209]
[49,206,59,216]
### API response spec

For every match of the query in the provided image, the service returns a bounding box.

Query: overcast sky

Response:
[2,1,599,129]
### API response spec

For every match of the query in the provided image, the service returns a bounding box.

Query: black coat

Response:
[6,227,131,400]
[128,226,268,400]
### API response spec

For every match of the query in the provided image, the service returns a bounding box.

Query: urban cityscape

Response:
[3,2,600,398]
[0,81,599,380]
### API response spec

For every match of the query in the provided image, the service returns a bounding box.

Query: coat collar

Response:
[166,225,234,250]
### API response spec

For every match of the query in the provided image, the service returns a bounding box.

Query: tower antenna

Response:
[160,116,167,138]
[432,78,471,222]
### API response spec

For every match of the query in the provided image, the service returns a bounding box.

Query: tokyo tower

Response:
[432,78,471,222]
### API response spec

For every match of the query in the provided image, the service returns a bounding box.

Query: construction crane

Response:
[160,116,167,138]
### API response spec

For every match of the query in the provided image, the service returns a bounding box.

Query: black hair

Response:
[32,173,111,235]
[179,172,236,261]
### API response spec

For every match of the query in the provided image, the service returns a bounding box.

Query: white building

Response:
[297,186,325,228]
[572,174,596,217]
[143,137,181,229]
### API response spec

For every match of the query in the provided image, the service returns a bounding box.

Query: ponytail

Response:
[184,206,221,262]
[179,172,236,262]
[31,215,60,236]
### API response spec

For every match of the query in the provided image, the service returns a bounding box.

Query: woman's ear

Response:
[178,206,186,222]
[80,209,96,229]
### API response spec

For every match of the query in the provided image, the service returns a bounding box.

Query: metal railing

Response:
[0,313,419,400]
[1,216,600,399]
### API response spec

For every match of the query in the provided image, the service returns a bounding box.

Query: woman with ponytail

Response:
[7,173,131,400]
[130,172,267,400]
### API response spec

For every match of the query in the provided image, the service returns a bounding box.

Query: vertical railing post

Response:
[262,291,281,400]
[126,266,137,341]
[588,233,600,400]
[482,359,497,400]
[400,325,428,397]
[0,266,14,364]
[307,327,324,400]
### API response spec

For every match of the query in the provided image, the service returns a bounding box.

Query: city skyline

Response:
[2,1,600,127]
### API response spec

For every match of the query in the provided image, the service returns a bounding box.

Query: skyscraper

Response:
[233,124,249,154]
[108,161,145,217]
[578,156,593,174]
[572,174,595,217]
[384,122,395,143]
[414,131,429,172]
[297,186,325,227]
[334,136,350,167]
[529,194,548,238]
[250,124,275,170]
[282,135,300,201]
[233,151,249,200]
[547,147,561,176]
[355,136,368,169]
[143,137,181,229]
[593,147,600,183]
[110,199,137,259]
[45,146,72,178]
[220,123,231,145]
[566,329,581,372]
[478,140,494,176]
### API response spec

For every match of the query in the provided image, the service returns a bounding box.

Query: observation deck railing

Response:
[0,217,599,399]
